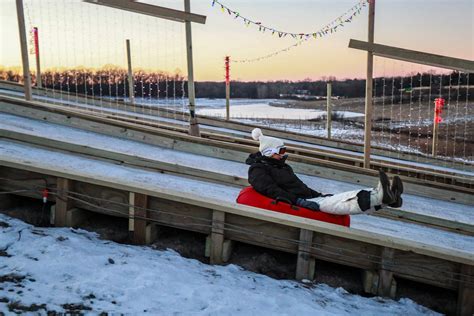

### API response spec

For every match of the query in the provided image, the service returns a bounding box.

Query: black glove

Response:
[320,194,334,197]
[296,198,320,211]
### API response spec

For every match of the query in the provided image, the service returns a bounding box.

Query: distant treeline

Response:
[0,67,472,99]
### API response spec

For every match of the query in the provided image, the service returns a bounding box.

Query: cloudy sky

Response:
[1,0,473,81]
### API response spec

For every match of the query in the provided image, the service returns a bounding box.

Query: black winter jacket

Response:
[246,152,321,204]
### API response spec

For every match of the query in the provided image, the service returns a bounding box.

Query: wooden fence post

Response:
[296,229,315,280]
[185,0,200,137]
[210,210,225,265]
[129,192,149,244]
[55,178,72,227]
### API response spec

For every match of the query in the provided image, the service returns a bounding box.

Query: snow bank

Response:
[0,214,439,315]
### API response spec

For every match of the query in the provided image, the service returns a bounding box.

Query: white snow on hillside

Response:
[0,214,438,315]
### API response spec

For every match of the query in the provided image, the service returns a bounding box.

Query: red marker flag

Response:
[224,56,230,85]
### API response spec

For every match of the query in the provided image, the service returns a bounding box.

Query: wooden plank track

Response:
[0,96,472,201]
[1,128,473,235]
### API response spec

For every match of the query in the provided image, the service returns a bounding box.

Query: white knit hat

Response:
[251,128,285,157]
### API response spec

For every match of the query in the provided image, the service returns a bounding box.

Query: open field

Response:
[253,97,474,164]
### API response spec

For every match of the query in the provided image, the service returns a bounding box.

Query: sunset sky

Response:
[1,0,473,81]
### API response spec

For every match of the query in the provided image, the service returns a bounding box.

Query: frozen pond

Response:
[197,103,364,121]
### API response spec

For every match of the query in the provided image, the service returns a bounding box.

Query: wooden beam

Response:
[15,0,32,101]
[457,264,474,316]
[363,0,375,169]
[295,229,315,280]
[185,0,200,137]
[349,39,474,73]
[55,178,72,227]
[82,0,206,24]
[210,210,225,265]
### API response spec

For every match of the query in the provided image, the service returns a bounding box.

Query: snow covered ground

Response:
[197,103,364,121]
[0,214,439,315]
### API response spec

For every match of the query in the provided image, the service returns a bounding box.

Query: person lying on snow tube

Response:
[243,128,403,216]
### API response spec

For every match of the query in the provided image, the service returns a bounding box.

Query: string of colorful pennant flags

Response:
[211,0,369,63]
[211,0,369,40]
[233,39,306,63]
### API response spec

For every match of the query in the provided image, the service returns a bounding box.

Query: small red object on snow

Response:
[434,98,445,124]
[42,189,48,204]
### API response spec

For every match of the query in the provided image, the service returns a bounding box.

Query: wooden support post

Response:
[205,237,233,262]
[377,247,396,298]
[16,0,32,101]
[457,264,474,316]
[55,178,72,227]
[126,39,135,105]
[326,82,332,139]
[185,0,200,137]
[296,229,315,281]
[363,0,375,169]
[129,192,148,244]
[210,210,225,265]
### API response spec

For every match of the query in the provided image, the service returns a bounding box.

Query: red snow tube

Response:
[236,187,350,227]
